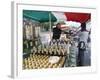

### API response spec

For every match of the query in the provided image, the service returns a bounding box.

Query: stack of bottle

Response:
[32,45,67,56]
[31,39,68,56]
[67,42,77,67]
[23,54,65,69]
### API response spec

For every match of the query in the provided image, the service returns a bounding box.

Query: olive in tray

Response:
[23,53,66,69]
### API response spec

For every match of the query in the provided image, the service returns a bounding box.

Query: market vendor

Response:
[52,23,62,40]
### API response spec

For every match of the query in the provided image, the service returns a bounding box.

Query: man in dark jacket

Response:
[52,23,62,39]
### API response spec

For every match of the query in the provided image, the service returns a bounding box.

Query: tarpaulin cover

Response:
[23,10,57,22]
[64,12,91,23]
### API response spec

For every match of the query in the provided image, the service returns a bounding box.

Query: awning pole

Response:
[49,13,52,40]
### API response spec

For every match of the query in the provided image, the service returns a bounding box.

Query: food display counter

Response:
[23,54,65,69]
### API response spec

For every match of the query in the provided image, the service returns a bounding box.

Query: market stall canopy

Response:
[52,12,67,22]
[23,10,57,23]
[64,12,91,23]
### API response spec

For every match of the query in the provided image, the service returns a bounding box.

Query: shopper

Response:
[77,22,89,66]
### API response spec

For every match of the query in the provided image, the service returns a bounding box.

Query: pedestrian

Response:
[77,22,89,66]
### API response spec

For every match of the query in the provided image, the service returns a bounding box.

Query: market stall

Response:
[23,10,91,69]
[23,10,69,69]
